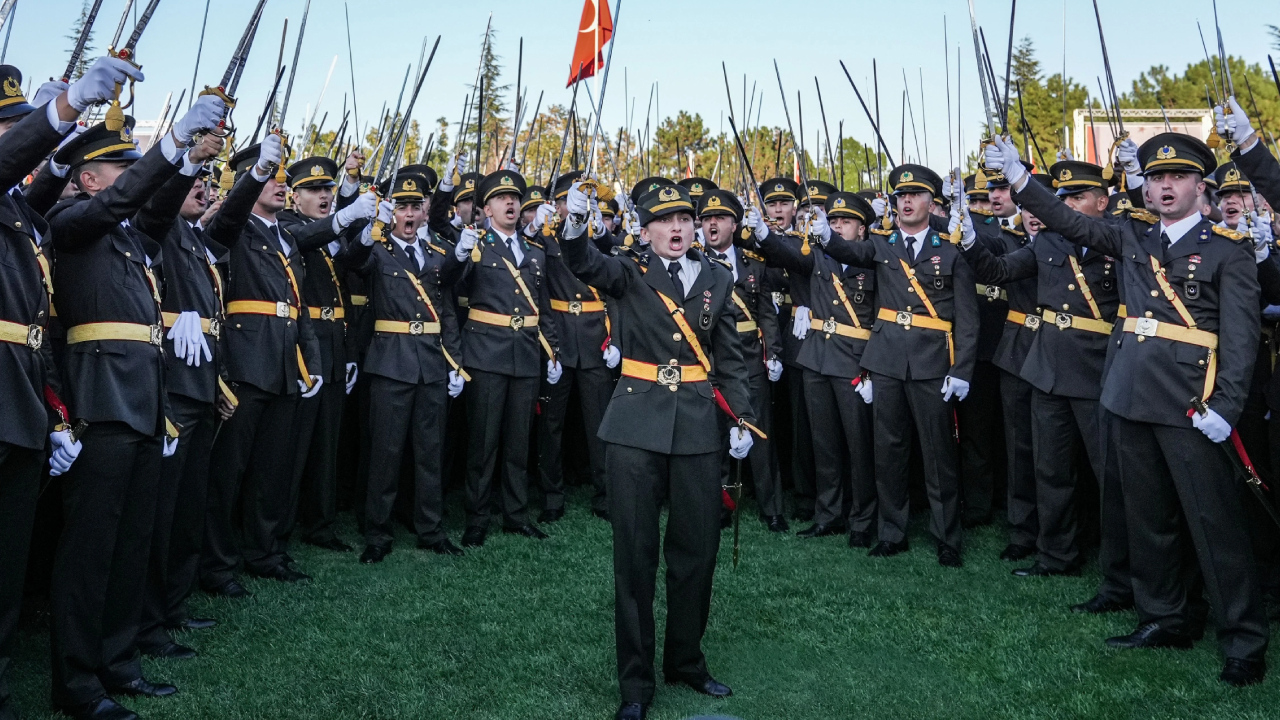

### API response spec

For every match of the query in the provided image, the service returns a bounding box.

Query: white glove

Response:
[1056,148,1075,162]
[546,359,563,385]
[623,209,640,235]
[590,200,606,237]
[766,357,783,382]
[855,376,873,404]
[336,190,378,230]
[448,369,466,398]
[33,80,70,109]
[792,306,811,340]
[162,436,179,457]
[871,197,887,219]
[566,181,591,217]
[450,211,466,229]
[602,344,620,369]
[745,205,770,241]
[1250,211,1274,262]
[172,94,227,144]
[375,199,394,224]
[299,375,324,398]
[1116,137,1142,176]
[167,310,212,367]
[1191,407,1232,443]
[810,210,831,245]
[949,188,976,250]
[941,375,970,402]
[48,428,82,476]
[1215,97,1256,145]
[66,56,146,112]
[524,203,555,237]
[728,425,754,460]
[941,174,955,199]
[441,153,467,191]
[345,363,358,394]
[989,136,1026,186]
[455,226,480,261]
[253,132,284,177]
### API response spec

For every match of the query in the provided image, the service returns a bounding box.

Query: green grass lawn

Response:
[10,488,1279,719]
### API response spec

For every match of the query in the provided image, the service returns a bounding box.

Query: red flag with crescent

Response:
[567,0,612,87]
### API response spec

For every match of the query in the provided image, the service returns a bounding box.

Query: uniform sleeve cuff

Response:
[45,101,75,135]
[339,176,360,197]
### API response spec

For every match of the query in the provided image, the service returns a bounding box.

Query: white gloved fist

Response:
[941,375,970,402]
[623,209,640,235]
[48,428,82,476]
[172,94,227,144]
[524,203,555,237]
[792,306,811,340]
[602,344,620,369]
[855,376,873,404]
[810,209,831,245]
[162,436,179,457]
[1116,137,1142,176]
[1056,148,1075,162]
[448,369,466,398]
[546,359,563,385]
[871,197,887,219]
[66,56,145,112]
[375,199,395,225]
[949,188,976,250]
[455,226,480,261]
[746,205,770,241]
[33,80,70,109]
[565,182,591,217]
[941,174,955,199]
[766,357,783,382]
[254,132,284,175]
[1191,407,1232,443]
[345,362,358,394]
[1251,211,1274,262]
[299,375,324,398]
[728,425,754,460]
[336,190,378,230]
[989,136,1026,186]
[1215,97,1256,145]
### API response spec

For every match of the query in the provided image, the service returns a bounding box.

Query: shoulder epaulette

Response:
[710,257,733,271]
[870,227,894,236]
[426,243,446,255]
[526,239,544,249]
[691,241,704,251]
[742,249,765,263]
[1212,224,1247,241]
[1006,227,1025,237]
[1127,208,1158,224]
[970,207,995,217]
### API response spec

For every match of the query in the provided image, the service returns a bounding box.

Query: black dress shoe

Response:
[537,508,565,523]
[796,522,844,538]
[937,544,963,568]
[592,508,611,522]
[791,507,815,522]
[847,530,873,548]
[173,617,217,631]
[665,672,732,698]
[1105,622,1194,650]
[1012,562,1080,577]
[461,527,487,547]
[249,564,311,582]
[417,538,464,556]
[360,545,391,564]
[57,697,137,720]
[107,677,178,698]
[142,642,198,660]
[764,515,789,533]
[868,540,909,557]
[503,523,549,540]
[206,579,251,599]
[306,537,354,552]
[614,702,647,720]
[1070,594,1134,614]
[1221,658,1267,687]
[999,543,1035,561]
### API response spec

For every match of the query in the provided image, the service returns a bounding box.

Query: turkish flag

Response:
[567,0,612,87]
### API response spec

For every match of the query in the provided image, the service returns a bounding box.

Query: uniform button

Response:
[575,293,582,299]
[1067,283,1075,291]
[906,306,912,312]
[416,313,421,318]
[125,251,131,257]
[393,272,398,276]
[1062,304,1070,311]
[236,323,242,329]
[1198,359,1206,366]
[1137,336,1146,342]
[670,359,678,365]
[673,333,682,341]
[832,299,839,305]
[1144,311,1153,318]
[668,385,677,392]
[515,289,521,294]
[14,221,21,228]
[1187,273,1194,279]
[908,286,916,293]
[1151,290,1159,297]
[627,387,633,393]
[263,246,269,251]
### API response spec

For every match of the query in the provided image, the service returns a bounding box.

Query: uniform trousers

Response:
[870,372,963,550]
[464,369,538,530]
[1000,371,1036,548]
[788,367,815,513]
[0,443,42,712]
[537,365,612,513]
[1027,389,1103,571]
[607,443,720,705]
[201,384,297,588]
[293,380,345,545]
[1095,409,1134,603]
[1115,416,1269,661]
[364,376,447,547]
[804,370,875,531]
[957,360,1000,523]
[50,423,160,707]
[717,371,782,518]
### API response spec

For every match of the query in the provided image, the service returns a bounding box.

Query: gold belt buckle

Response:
[1024,315,1041,330]
[656,362,681,387]
[509,315,525,330]
[275,301,290,318]
[568,300,582,315]
[320,307,335,321]
[208,317,222,339]
[25,325,43,350]
[822,317,837,334]
[409,321,425,335]
[895,310,913,328]
[149,324,164,346]
[1055,312,1072,330]
[1134,317,1159,337]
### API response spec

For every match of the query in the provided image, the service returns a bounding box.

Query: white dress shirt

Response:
[1161,212,1204,248]
[659,253,700,297]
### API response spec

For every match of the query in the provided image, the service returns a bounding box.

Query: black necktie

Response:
[668,262,685,299]
[1160,231,1172,251]
[406,244,420,271]
[904,235,916,259]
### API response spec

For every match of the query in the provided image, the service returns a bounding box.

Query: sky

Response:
[6,0,1279,171]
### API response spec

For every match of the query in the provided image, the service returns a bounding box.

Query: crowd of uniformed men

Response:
[3,49,1280,720]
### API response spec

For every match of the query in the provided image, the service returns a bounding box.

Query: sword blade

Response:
[64,0,105,81]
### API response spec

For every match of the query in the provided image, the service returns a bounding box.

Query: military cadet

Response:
[988,130,1270,686]
[351,171,467,563]
[48,83,226,717]
[965,174,991,214]
[699,188,786,531]
[558,181,754,720]
[746,165,979,566]
[448,169,562,546]
[678,176,716,208]
[960,161,1125,579]
[748,190,879,545]
[531,171,616,522]
[428,152,479,245]
[520,184,548,228]
[1214,161,1257,231]
[281,155,358,553]
[599,196,621,235]
[0,62,126,720]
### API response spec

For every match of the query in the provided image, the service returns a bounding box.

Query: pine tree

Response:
[64,0,97,80]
